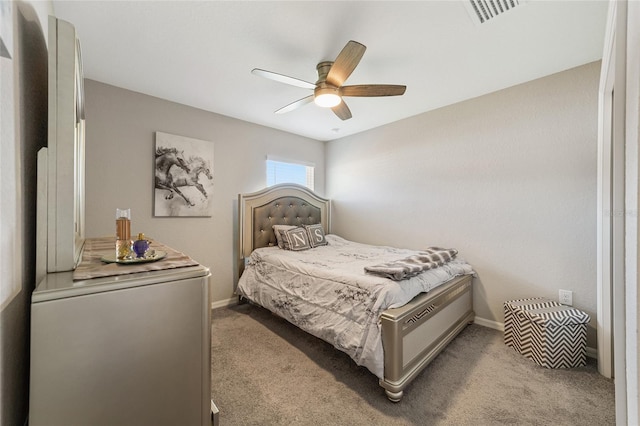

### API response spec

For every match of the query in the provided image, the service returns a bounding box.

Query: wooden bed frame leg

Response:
[385,389,403,403]
[238,295,248,305]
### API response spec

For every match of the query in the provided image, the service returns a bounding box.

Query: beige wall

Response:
[326,62,600,346]
[83,80,325,303]
[1,1,51,424]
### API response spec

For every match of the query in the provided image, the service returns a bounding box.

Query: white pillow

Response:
[272,225,297,249]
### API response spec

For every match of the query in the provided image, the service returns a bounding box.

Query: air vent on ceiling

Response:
[465,0,525,24]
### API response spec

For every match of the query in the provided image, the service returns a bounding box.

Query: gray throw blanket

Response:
[364,247,458,281]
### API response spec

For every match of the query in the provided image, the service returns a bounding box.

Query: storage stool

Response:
[504,298,590,368]
[504,298,561,354]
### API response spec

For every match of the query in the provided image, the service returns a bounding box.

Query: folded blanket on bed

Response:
[364,247,458,281]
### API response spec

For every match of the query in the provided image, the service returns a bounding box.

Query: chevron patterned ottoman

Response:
[504,298,590,368]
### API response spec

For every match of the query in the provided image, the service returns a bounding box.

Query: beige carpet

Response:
[211,304,615,425]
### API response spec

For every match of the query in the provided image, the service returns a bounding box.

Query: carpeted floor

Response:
[211,304,615,425]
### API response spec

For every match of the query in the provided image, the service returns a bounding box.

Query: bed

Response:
[236,184,475,401]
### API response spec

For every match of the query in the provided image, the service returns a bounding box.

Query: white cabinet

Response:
[29,264,211,425]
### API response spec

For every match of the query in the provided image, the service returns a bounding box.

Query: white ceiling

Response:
[52,1,609,142]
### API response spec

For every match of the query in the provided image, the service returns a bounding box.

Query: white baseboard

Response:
[585,346,598,360]
[474,316,504,331]
[211,297,237,310]
[473,316,598,360]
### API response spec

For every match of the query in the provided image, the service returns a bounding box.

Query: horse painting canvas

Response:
[154,132,214,217]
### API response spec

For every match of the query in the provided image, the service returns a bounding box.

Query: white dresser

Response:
[29,260,212,425]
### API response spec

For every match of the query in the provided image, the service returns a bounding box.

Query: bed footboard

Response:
[380,274,474,402]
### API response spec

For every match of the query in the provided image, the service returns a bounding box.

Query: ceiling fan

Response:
[252,40,406,121]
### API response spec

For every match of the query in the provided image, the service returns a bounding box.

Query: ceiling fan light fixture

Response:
[315,93,341,108]
[314,86,341,108]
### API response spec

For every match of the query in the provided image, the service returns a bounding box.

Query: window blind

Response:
[266,159,314,190]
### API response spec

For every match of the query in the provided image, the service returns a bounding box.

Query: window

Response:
[266,158,314,190]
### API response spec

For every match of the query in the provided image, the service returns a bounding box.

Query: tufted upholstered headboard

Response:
[238,184,330,275]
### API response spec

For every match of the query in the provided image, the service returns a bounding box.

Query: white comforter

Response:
[236,234,474,379]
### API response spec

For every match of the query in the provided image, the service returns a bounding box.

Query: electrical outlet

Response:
[559,289,573,306]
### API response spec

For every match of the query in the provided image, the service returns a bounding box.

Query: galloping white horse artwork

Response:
[154,132,214,217]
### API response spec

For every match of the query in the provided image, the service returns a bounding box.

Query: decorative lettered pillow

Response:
[283,227,311,251]
[304,224,328,248]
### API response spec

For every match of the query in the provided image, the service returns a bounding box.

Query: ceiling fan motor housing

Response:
[314,62,341,107]
[316,61,334,83]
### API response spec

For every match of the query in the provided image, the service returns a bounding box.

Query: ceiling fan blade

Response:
[275,95,314,114]
[341,84,407,97]
[252,68,316,90]
[331,100,352,121]
[326,40,366,87]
